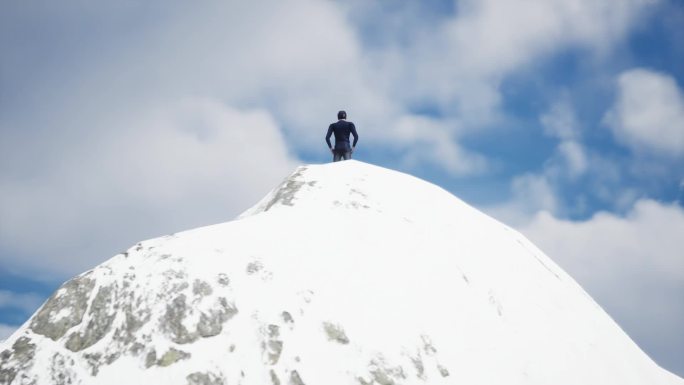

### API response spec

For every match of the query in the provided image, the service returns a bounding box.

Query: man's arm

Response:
[325,125,334,150]
[351,123,359,148]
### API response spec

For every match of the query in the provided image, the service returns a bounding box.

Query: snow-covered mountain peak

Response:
[1,161,682,385]
[240,160,410,216]
[240,160,469,225]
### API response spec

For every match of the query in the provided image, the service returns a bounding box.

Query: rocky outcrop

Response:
[30,274,95,341]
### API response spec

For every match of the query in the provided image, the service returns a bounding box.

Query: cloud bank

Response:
[520,199,684,371]
[605,68,684,157]
[0,98,297,276]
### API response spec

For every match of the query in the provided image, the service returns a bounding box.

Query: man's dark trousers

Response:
[333,149,352,162]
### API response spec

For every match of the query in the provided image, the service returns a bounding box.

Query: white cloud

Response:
[604,68,684,156]
[485,173,559,225]
[0,324,18,342]
[540,97,582,140]
[0,98,298,276]
[385,0,661,120]
[390,115,488,176]
[556,140,589,178]
[519,199,684,368]
[488,97,596,224]
[0,290,44,314]
[540,98,589,179]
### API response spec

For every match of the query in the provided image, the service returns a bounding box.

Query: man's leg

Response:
[343,151,352,160]
[333,150,342,162]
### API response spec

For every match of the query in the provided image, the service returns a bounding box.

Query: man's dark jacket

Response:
[326,120,359,151]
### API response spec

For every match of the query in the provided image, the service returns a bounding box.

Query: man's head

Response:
[337,110,347,120]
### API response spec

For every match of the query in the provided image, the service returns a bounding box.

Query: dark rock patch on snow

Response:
[186,371,225,385]
[263,167,308,211]
[65,283,118,352]
[162,295,237,344]
[323,322,349,344]
[290,370,306,385]
[269,369,281,385]
[30,274,96,341]
[216,273,230,287]
[262,324,283,365]
[158,348,191,367]
[0,337,37,384]
[50,352,76,385]
[193,279,213,297]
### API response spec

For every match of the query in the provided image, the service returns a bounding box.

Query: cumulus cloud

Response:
[540,98,589,179]
[604,68,684,157]
[541,97,582,140]
[519,199,684,372]
[390,115,488,176]
[556,140,589,178]
[485,173,559,225]
[373,0,661,121]
[0,324,18,342]
[0,290,44,314]
[0,99,298,276]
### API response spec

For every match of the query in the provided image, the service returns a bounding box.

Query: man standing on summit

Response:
[326,110,359,162]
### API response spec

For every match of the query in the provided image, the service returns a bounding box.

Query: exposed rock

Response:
[145,350,157,369]
[112,296,151,347]
[105,352,120,365]
[162,294,197,344]
[84,352,103,375]
[0,368,16,385]
[11,337,35,363]
[281,311,294,324]
[246,261,264,275]
[0,336,37,383]
[216,274,230,287]
[193,280,213,297]
[158,348,191,367]
[30,275,95,340]
[129,342,145,355]
[162,294,237,344]
[50,353,76,385]
[197,298,238,338]
[421,335,437,356]
[437,364,450,377]
[65,283,117,352]
[368,358,406,385]
[323,322,349,344]
[410,354,425,379]
[270,369,281,385]
[290,370,305,385]
[263,324,283,365]
[263,167,308,211]
[160,270,189,299]
[186,371,224,385]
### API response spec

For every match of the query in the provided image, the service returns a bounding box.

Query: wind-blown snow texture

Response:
[1,160,682,385]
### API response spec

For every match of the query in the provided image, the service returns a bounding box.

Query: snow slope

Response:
[1,160,682,385]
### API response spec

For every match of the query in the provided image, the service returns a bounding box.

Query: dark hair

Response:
[337,110,347,120]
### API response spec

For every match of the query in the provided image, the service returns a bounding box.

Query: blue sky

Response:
[1,0,683,377]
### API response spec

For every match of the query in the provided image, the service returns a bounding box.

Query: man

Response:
[326,110,359,162]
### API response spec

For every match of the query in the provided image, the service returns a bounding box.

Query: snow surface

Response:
[1,160,682,385]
